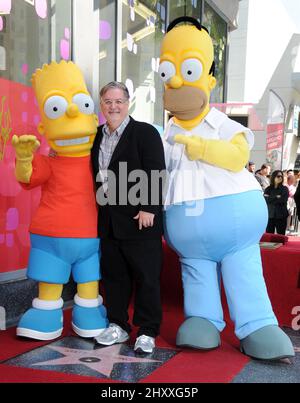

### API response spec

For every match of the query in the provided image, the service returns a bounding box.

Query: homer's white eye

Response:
[158,61,176,83]
[72,93,95,115]
[181,59,203,82]
[44,96,68,119]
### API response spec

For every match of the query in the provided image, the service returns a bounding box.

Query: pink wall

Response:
[0,78,49,273]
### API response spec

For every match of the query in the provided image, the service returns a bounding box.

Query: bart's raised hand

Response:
[12,135,40,160]
[12,135,40,183]
[174,134,205,161]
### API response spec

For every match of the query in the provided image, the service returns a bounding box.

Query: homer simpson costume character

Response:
[12,61,107,340]
[160,17,294,360]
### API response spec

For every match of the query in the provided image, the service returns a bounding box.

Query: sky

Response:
[282,0,300,30]
[281,0,300,72]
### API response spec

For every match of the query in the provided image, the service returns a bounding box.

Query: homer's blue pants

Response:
[164,190,278,340]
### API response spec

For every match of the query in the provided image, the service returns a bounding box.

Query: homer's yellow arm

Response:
[12,135,40,183]
[175,132,250,173]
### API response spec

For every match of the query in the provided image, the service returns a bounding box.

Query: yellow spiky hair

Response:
[31,61,88,106]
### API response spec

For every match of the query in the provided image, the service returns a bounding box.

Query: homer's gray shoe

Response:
[94,323,129,346]
[240,325,295,360]
[176,317,220,350]
[134,335,155,354]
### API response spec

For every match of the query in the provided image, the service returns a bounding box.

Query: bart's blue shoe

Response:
[176,317,221,350]
[72,294,108,338]
[17,298,64,341]
[240,325,295,360]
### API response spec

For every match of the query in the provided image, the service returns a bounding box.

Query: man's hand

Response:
[134,211,155,230]
[174,134,204,161]
[12,135,40,160]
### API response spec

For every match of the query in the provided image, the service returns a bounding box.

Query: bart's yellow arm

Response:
[12,135,40,183]
[175,132,250,173]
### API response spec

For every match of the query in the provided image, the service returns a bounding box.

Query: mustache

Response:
[164,86,207,120]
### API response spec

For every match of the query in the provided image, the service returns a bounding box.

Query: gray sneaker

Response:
[94,323,129,346]
[134,335,155,354]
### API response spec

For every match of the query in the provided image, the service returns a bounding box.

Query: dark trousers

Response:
[266,218,287,235]
[100,237,163,338]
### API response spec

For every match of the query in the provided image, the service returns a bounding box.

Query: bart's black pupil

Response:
[162,73,165,77]
[187,71,192,75]
[53,107,58,112]
[85,103,89,108]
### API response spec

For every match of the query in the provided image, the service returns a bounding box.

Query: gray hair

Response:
[100,81,130,100]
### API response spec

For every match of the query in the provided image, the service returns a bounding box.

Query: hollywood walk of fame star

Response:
[32,344,161,377]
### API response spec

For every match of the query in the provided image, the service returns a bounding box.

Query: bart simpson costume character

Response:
[160,17,294,360]
[12,61,107,340]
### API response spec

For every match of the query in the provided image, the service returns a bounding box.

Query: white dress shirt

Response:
[163,107,261,207]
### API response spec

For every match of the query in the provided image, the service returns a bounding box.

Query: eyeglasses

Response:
[276,175,283,178]
[101,99,128,106]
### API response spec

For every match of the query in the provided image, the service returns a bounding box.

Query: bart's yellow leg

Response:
[77,281,99,299]
[39,282,63,301]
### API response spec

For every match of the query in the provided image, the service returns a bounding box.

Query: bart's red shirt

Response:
[22,155,98,238]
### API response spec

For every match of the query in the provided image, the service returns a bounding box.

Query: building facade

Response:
[0,0,239,280]
[0,0,240,325]
[227,0,300,170]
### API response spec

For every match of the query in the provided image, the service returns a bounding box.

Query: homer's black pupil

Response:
[187,71,192,75]
[53,107,58,112]
[161,73,165,77]
[85,103,89,108]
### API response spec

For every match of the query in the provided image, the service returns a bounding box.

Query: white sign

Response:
[266,90,286,170]
[0,46,6,71]
[0,306,6,330]
[293,105,300,133]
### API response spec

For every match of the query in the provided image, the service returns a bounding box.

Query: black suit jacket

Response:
[91,117,166,240]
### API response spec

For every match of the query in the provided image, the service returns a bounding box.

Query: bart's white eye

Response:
[181,59,203,82]
[72,93,95,115]
[158,61,176,83]
[44,96,68,119]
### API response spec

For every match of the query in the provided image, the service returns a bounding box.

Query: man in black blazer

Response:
[91,82,166,353]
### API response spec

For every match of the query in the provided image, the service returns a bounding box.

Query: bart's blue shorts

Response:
[27,234,101,285]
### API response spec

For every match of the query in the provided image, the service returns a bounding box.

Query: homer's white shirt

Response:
[163,107,261,207]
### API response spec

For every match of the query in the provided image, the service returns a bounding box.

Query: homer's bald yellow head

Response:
[159,17,216,128]
[32,61,98,157]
